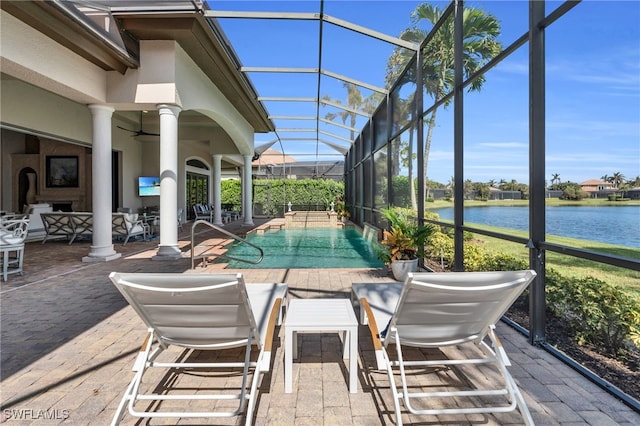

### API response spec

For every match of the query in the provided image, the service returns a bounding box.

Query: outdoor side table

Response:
[284,298,358,394]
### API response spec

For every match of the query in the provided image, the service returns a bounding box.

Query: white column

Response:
[242,154,254,226]
[154,104,182,260]
[212,154,224,226]
[83,105,121,262]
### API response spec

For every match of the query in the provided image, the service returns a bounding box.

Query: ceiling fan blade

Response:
[117,125,138,134]
[137,130,160,136]
[118,113,160,137]
[117,126,159,137]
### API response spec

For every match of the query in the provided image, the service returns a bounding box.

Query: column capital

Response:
[156,104,182,116]
[88,104,115,114]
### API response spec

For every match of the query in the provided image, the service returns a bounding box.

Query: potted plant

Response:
[336,201,351,223]
[378,207,435,281]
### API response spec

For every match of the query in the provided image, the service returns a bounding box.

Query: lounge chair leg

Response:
[385,340,404,426]
[110,379,135,426]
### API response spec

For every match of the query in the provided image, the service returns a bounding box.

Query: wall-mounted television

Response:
[138,176,160,197]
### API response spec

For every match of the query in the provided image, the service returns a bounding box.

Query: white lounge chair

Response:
[353,270,536,426]
[109,272,288,426]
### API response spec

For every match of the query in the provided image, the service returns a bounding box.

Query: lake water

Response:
[429,205,640,248]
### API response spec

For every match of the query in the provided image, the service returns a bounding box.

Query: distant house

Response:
[488,187,522,200]
[253,148,297,167]
[252,149,344,181]
[625,187,640,200]
[545,190,563,198]
[580,179,616,198]
[431,188,452,200]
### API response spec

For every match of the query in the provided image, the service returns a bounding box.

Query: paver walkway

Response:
[1,219,638,425]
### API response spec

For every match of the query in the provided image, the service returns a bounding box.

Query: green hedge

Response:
[221,178,344,216]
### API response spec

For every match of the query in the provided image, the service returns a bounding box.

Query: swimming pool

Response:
[221,227,384,269]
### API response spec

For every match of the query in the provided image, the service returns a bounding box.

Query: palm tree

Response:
[611,172,625,188]
[322,82,382,141]
[551,173,561,186]
[385,3,502,202]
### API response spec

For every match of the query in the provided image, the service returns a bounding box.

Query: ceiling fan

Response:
[117,112,160,137]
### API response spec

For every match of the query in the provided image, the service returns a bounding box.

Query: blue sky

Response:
[210,1,639,186]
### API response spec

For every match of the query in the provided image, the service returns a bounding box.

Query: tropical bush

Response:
[378,207,435,262]
[423,226,640,355]
[546,271,640,354]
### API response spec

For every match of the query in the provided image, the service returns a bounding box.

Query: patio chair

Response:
[177,207,184,232]
[108,272,288,425]
[1,217,30,281]
[353,270,536,426]
[192,203,212,221]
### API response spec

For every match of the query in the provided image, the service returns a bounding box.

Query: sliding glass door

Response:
[186,172,209,220]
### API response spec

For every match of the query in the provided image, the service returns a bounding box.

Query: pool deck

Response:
[1,218,638,425]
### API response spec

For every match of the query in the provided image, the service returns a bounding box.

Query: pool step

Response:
[284,211,340,228]
[251,218,286,235]
[192,237,232,268]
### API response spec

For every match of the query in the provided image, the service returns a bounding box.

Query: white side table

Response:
[284,298,358,393]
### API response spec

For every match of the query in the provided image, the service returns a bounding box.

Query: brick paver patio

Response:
[1,219,638,425]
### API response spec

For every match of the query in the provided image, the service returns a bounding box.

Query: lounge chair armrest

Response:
[488,325,511,366]
[359,297,382,351]
[360,297,387,370]
[263,298,283,354]
[259,297,283,372]
[133,331,153,372]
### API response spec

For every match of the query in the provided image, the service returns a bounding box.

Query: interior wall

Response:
[112,118,146,213]
[10,136,91,212]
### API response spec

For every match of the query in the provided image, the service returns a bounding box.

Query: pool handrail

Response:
[190,219,264,269]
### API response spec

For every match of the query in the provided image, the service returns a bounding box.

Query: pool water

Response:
[221,227,384,269]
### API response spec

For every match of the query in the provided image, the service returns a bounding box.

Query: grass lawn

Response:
[460,224,640,296]
[424,198,640,296]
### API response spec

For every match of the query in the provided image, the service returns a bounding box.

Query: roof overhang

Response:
[0,1,139,73]
[1,1,274,133]
[114,11,273,133]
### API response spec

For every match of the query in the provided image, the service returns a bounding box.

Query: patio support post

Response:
[453,0,465,271]
[242,154,254,226]
[154,104,182,260]
[416,44,425,270]
[212,154,223,226]
[528,0,547,344]
[83,105,121,263]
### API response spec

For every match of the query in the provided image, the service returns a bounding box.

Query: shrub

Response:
[423,231,640,355]
[546,274,640,354]
[221,178,344,216]
[427,231,454,268]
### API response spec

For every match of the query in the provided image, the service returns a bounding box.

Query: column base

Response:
[152,245,183,261]
[82,251,122,263]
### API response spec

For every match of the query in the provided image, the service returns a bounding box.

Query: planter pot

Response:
[391,258,418,281]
